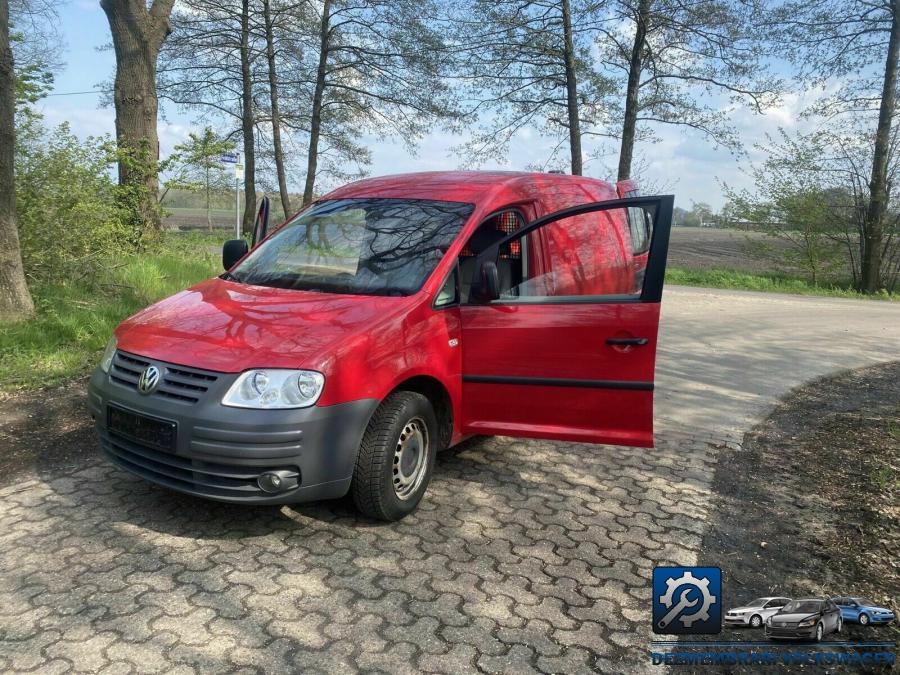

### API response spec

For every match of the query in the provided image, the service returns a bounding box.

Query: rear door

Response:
[459,195,673,447]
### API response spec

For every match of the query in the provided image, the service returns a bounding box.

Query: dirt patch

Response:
[696,361,900,669]
[0,379,96,485]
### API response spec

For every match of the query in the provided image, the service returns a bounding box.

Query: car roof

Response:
[319,170,618,206]
[791,598,825,602]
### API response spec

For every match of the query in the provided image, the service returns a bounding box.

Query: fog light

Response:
[257,470,298,493]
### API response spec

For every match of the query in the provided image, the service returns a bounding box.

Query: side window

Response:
[627,206,651,254]
[496,205,654,300]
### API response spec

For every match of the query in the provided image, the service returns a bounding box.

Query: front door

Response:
[459,196,673,447]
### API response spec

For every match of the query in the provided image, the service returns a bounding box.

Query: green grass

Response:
[0,233,222,392]
[666,267,897,300]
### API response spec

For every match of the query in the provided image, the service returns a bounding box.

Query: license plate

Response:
[107,405,176,450]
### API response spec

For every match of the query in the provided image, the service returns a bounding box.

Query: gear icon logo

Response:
[652,567,722,634]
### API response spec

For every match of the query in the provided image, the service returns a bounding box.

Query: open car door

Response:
[459,195,673,448]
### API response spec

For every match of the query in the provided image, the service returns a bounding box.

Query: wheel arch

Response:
[387,375,455,449]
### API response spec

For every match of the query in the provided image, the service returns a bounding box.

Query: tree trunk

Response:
[240,0,257,232]
[0,0,33,321]
[263,0,292,218]
[560,0,582,175]
[862,0,900,292]
[617,0,650,182]
[100,0,175,234]
[303,0,331,206]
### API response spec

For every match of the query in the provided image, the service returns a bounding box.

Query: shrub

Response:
[15,122,139,285]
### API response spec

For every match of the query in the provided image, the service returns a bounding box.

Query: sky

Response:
[37,2,814,212]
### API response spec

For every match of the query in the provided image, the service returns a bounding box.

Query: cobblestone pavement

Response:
[2,288,898,673]
[0,432,724,674]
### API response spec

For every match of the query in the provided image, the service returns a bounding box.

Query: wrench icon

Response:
[657,588,698,629]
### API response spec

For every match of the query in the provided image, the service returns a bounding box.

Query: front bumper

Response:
[88,354,378,504]
[868,613,895,624]
[724,615,752,627]
[765,624,817,640]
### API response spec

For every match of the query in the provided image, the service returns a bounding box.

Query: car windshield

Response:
[749,598,768,607]
[855,598,876,607]
[783,601,821,614]
[230,198,473,295]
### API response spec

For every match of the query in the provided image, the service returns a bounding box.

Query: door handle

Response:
[606,337,649,346]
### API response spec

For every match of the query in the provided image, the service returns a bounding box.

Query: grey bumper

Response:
[87,356,378,505]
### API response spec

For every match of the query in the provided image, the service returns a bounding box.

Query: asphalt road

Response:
[1,288,898,674]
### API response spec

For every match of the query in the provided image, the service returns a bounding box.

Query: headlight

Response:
[222,369,324,409]
[798,619,816,627]
[740,612,748,616]
[766,617,772,625]
[100,336,117,373]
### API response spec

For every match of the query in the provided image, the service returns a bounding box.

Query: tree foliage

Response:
[725,129,900,291]
[165,128,235,230]
[448,0,613,174]
[16,123,140,284]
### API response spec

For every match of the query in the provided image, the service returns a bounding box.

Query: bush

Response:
[15,122,139,285]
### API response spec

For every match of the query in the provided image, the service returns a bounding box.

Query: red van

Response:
[88,171,673,520]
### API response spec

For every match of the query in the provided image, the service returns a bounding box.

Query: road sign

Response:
[220,152,239,164]
[234,163,244,180]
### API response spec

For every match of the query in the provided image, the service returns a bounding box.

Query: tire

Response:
[750,615,762,628]
[837,617,842,634]
[815,623,824,642]
[860,613,870,626]
[351,391,438,521]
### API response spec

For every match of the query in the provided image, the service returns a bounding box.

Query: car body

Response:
[87,171,674,520]
[765,598,843,641]
[832,597,895,625]
[724,597,791,629]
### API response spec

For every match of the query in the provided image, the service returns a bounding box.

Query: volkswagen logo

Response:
[138,365,161,394]
[780,622,786,627]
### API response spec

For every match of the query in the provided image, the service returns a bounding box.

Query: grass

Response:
[666,266,897,300]
[0,232,222,393]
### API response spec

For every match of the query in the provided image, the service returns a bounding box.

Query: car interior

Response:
[458,210,524,302]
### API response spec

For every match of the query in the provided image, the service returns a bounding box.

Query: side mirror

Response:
[223,239,249,271]
[473,260,500,302]
[252,196,270,247]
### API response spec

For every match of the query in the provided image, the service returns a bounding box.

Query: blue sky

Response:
[38,2,813,211]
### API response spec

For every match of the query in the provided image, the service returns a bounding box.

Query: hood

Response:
[772,612,819,623]
[116,277,415,373]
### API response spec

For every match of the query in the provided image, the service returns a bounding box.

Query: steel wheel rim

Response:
[817,624,823,640]
[751,616,760,628]
[393,417,428,500]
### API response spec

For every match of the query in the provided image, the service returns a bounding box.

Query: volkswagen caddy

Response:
[88,171,673,520]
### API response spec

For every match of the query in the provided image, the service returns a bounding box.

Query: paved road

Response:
[1,288,898,674]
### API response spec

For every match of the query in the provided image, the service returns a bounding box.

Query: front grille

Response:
[110,351,219,404]
[100,430,300,499]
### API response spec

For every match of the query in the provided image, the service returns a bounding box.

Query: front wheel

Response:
[815,623,824,642]
[351,391,438,521]
[750,615,762,628]
[836,617,842,634]
[859,613,870,626]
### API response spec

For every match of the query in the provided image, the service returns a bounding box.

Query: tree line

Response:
[1,0,899,322]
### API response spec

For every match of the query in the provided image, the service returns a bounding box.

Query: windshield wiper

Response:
[220,271,242,283]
